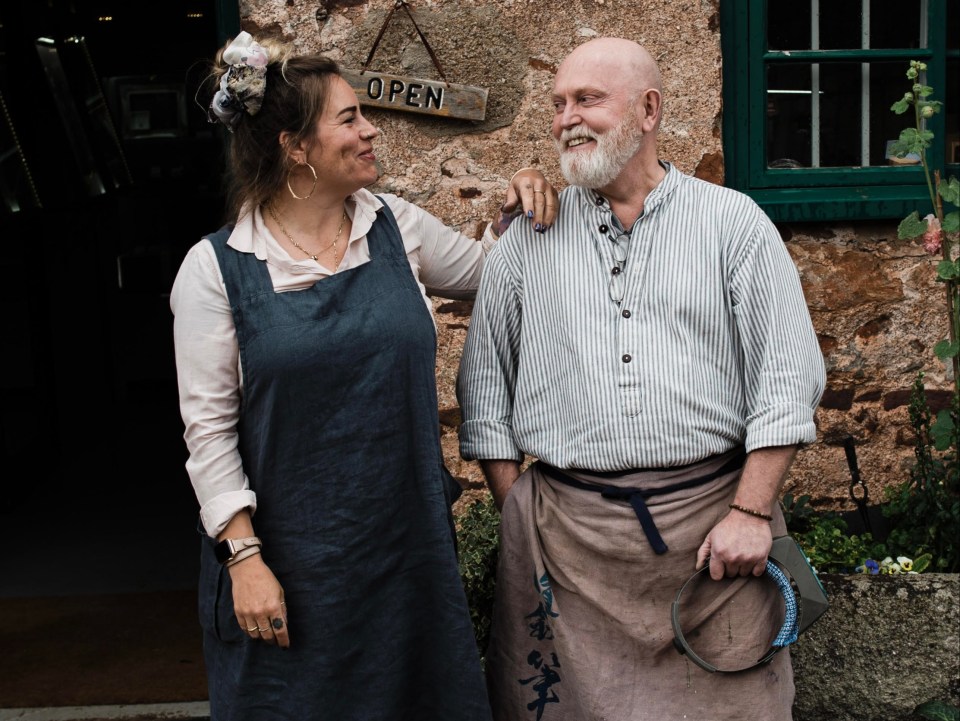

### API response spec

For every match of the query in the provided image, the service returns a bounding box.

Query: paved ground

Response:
[0,703,209,721]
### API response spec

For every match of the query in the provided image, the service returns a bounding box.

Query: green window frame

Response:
[720,0,958,222]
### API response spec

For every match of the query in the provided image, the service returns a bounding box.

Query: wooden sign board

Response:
[341,69,488,121]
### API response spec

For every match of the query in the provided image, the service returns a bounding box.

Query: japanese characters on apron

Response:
[486,450,794,721]
[198,203,491,721]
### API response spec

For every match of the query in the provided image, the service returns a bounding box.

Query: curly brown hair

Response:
[208,36,341,220]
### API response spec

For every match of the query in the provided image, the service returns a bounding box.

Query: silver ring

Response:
[256,626,269,633]
[533,190,546,195]
[246,626,258,632]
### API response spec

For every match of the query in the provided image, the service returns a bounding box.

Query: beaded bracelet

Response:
[729,503,773,521]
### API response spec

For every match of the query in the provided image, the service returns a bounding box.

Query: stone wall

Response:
[792,574,960,721]
[237,0,951,512]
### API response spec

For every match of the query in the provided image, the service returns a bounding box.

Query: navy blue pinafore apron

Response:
[197,203,491,721]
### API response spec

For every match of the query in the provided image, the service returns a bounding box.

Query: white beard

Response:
[557,112,644,189]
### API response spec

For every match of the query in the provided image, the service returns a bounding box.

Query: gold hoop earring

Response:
[287,161,318,200]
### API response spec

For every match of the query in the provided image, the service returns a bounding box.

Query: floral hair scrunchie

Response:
[208,31,269,130]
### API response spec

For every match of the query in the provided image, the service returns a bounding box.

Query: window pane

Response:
[871,61,922,167]
[767,65,812,167]
[818,3,864,50]
[818,64,865,166]
[767,61,925,169]
[767,1,923,51]
[767,4,810,50]
[868,0,923,50]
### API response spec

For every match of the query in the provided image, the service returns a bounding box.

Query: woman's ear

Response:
[278,131,306,165]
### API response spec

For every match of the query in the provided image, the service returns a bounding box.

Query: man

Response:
[456,38,825,721]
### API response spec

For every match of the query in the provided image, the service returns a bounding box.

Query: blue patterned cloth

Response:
[766,561,800,647]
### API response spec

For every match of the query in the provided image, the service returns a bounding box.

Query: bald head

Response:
[551,37,664,192]
[557,38,662,98]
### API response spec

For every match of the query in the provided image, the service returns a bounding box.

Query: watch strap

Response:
[214,536,262,565]
[225,544,262,567]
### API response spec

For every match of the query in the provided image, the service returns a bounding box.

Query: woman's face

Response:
[304,76,380,194]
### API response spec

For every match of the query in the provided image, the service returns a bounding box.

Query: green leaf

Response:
[914,699,960,721]
[931,409,956,450]
[933,339,960,359]
[945,212,960,235]
[912,553,933,574]
[898,211,926,239]
[890,128,925,157]
[937,261,960,281]
[940,176,960,207]
[891,98,911,114]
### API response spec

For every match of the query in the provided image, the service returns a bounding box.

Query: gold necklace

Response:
[267,203,347,267]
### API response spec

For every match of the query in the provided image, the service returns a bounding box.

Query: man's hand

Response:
[695,445,798,580]
[696,512,772,580]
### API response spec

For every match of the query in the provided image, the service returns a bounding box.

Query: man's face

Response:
[554,106,643,189]
[551,59,644,189]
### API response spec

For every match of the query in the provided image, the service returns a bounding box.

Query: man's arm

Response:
[480,459,522,511]
[695,444,797,580]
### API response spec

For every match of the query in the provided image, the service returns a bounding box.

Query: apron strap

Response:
[539,450,746,554]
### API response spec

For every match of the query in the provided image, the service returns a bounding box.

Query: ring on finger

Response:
[246,625,258,632]
[533,190,546,195]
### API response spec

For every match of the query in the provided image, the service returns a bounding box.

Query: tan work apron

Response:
[485,449,794,721]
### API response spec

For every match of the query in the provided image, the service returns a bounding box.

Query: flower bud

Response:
[921,105,935,118]
[907,68,918,79]
[922,214,944,255]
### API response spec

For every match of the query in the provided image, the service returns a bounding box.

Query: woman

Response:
[170,32,557,720]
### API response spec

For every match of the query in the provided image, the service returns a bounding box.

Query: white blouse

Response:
[171,188,496,536]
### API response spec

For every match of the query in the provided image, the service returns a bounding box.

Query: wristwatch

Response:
[214,536,262,565]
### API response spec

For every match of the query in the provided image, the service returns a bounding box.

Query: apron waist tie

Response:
[538,449,747,555]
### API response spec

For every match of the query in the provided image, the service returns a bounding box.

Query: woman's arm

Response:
[171,240,287,646]
[170,241,256,537]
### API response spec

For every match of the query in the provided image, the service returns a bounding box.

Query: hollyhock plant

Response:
[890,60,960,393]
[879,63,960,575]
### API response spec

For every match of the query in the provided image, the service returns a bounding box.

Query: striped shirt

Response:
[456,163,826,470]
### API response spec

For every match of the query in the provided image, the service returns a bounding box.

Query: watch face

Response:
[214,539,233,564]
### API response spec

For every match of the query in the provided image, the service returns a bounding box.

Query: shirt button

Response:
[622,354,632,363]
[611,266,621,275]
[599,224,609,233]
[622,309,632,318]
[595,196,605,206]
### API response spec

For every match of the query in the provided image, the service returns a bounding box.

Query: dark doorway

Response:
[0,0,234,597]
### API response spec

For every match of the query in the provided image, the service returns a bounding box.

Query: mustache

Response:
[557,125,597,147]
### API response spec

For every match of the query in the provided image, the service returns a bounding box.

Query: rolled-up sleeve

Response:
[730,211,826,452]
[170,241,257,537]
[456,243,525,462]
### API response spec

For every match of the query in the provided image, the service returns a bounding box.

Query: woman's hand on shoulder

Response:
[498,168,560,236]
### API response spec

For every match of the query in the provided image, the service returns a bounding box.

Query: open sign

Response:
[341,68,488,121]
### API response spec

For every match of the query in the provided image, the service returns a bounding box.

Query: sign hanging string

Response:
[361,0,449,87]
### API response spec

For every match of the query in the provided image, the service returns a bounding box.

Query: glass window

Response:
[722,0,957,221]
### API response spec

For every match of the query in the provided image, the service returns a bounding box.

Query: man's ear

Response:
[640,88,662,132]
